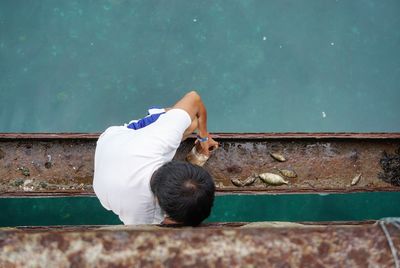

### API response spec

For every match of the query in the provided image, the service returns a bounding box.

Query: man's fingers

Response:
[199,142,210,156]
[210,139,219,148]
[195,137,219,155]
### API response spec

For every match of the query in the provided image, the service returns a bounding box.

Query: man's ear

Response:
[161,216,180,225]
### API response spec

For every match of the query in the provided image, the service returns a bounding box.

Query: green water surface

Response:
[1,1,400,228]
[1,0,400,132]
[1,192,399,227]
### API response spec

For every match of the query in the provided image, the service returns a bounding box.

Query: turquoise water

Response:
[1,0,399,132]
[1,1,399,227]
[1,193,400,227]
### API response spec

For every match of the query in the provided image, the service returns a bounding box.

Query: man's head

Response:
[150,161,215,226]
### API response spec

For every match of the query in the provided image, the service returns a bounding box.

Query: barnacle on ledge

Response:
[230,175,258,187]
[378,148,400,186]
[351,173,362,186]
[270,153,286,162]
[278,169,297,178]
[259,173,289,186]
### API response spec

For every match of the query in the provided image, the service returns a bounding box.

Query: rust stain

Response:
[0,222,398,267]
[0,133,399,196]
[1,132,400,140]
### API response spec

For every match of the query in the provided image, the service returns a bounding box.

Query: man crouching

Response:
[93,91,218,226]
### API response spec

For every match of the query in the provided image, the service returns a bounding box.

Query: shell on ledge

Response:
[270,153,287,162]
[259,173,289,186]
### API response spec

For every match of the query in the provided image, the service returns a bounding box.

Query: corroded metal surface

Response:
[0,221,399,267]
[0,139,95,195]
[2,132,400,140]
[0,133,399,196]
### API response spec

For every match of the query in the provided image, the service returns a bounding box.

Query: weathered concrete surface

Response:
[0,221,398,267]
[0,133,399,196]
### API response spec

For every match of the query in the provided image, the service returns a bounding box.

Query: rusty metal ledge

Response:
[0,133,399,196]
[0,221,399,267]
[1,132,400,140]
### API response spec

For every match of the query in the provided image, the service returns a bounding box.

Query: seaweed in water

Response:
[379,148,400,186]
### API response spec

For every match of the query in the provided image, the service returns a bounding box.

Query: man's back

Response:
[93,109,191,224]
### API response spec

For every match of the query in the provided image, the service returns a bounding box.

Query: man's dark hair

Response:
[150,161,215,226]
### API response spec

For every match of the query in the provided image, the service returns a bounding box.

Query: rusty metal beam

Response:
[0,221,399,267]
[1,132,400,140]
[0,133,399,196]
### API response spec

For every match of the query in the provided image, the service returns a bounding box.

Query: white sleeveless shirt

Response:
[93,109,191,224]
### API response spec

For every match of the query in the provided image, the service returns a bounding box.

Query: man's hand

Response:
[171,91,219,155]
[196,135,219,156]
[172,91,219,155]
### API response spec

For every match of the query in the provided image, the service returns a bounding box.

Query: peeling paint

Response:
[0,221,398,267]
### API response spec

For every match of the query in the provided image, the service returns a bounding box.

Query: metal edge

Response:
[0,187,398,197]
[8,220,377,232]
[1,132,400,140]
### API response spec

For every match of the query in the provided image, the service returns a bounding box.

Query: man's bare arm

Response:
[172,91,207,136]
[172,91,218,154]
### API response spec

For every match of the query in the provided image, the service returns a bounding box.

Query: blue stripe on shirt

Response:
[127,112,165,130]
